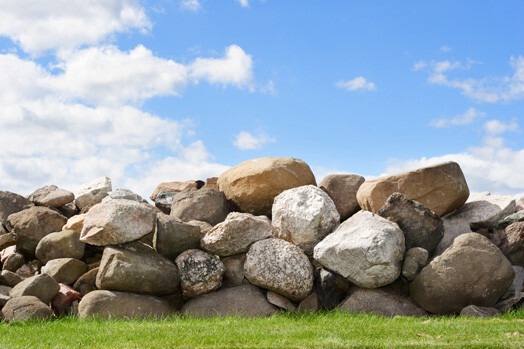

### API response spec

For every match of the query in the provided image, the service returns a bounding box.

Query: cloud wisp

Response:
[336,76,376,92]
[429,108,485,128]
[234,131,276,150]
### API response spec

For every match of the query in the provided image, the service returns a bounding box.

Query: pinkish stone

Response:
[51,283,82,315]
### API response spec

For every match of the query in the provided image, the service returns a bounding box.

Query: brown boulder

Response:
[10,273,60,304]
[170,189,229,226]
[0,190,34,224]
[319,174,365,221]
[153,213,202,260]
[35,230,86,264]
[41,258,87,285]
[500,222,524,266]
[51,283,82,315]
[28,185,74,208]
[2,296,54,322]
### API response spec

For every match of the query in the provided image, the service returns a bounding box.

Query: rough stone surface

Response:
[267,291,296,311]
[203,177,219,190]
[80,199,156,246]
[102,188,144,203]
[500,222,524,266]
[96,242,179,295]
[272,185,339,256]
[74,268,99,296]
[35,230,85,264]
[2,253,25,272]
[153,213,202,260]
[6,206,67,255]
[460,305,501,318]
[340,287,427,317]
[0,285,11,306]
[201,212,275,257]
[0,232,16,250]
[0,270,23,287]
[378,192,444,254]
[28,185,74,208]
[187,220,213,237]
[74,177,112,212]
[175,249,225,298]
[170,189,229,226]
[314,268,350,310]
[313,211,405,289]
[319,174,365,221]
[221,253,247,288]
[244,238,313,302]
[153,191,177,214]
[402,247,429,281]
[10,273,60,304]
[57,202,79,219]
[182,284,279,317]
[356,161,469,217]
[218,157,317,216]
[2,296,54,322]
[79,290,173,319]
[0,190,34,224]
[498,211,524,230]
[62,214,86,234]
[411,233,515,314]
[297,292,320,313]
[51,283,82,315]
[41,258,87,285]
[150,180,204,201]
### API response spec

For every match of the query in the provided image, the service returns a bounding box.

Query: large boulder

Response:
[170,189,229,226]
[80,199,156,246]
[150,180,204,201]
[9,273,60,304]
[319,174,365,221]
[244,238,313,302]
[78,290,173,319]
[6,206,67,255]
[35,230,85,264]
[28,185,74,208]
[356,161,469,217]
[218,157,317,216]
[0,190,34,224]
[74,177,112,212]
[102,188,145,203]
[175,249,225,298]
[411,233,515,314]
[96,242,179,295]
[153,213,202,260]
[378,192,444,255]
[0,270,23,287]
[201,212,275,257]
[41,258,87,285]
[500,222,524,266]
[272,185,339,256]
[182,284,279,317]
[313,211,405,288]
[2,296,54,322]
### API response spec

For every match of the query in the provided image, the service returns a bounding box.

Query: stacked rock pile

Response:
[1,157,523,322]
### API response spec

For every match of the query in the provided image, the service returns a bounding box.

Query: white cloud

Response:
[233,131,276,150]
[260,80,277,95]
[484,119,519,135]
[180,0,202,12]
[440,45,452,53]
[237,0,250,7]
[429,108,485,128]
[336,76,376,92]
[0,0,151,55]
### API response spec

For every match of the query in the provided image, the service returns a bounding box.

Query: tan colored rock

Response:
[150,180,204,201]
[218,157,317,216]
[203,177,219,190]
[319,174,365,221]
[63,214,86,234]
[356,161,469,216]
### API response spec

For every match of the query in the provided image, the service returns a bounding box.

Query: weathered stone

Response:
[218,157,317,216]
[356,161,469,217]
[6,206,67,255]
[0,285,11,306]
[150,180,204,201]
[0,190,34,224]
[187,220,213,237]
[62,214,85,234]
[28,185,74,208]
[153,191,177,214]
[0,223,6,235]
[319,174,365,221]
[80,199,156,246]
[221,253,246,288]
[402,247,429,281]
[500,222,524,266]
[51,283,82,315]
[297,292,320,313]
[0,270,23,287]
[153,213,202,260]
[170,189,229,226]
[0,245,15,264]
[182,284,279,317]
[35,230,85,264]
[96,242,179,295]
[57,202,79,219]
[267,291,296,311]
[244,238,313,302]
[314,211,405,289]
[41,258,87,285]
[460,305,500,318]
[0,232,16,250]
[175,249,225,298]
[314,268,350,310]
[378,192,443,254]
[74,177,112,212]
[340,287,427,317]
[102,188,145,203]
[2,296,54,322]
[498,211,524,230]
[73,268,99,296]
[2,252,24,272]
[16,260,41,278]
[79,290,173,319]
[202,212,275,257]
[10,273,60,304]
[203,177,219,190]
[411,233,515,314]
[272,185,339,256]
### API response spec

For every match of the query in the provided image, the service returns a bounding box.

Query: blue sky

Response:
[0,0,523,199]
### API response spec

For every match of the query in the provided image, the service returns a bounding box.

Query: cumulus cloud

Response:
[179,0,202,12]
[429,108,485,128]
[336,76,376,92]
[233,131,276,150]
[0,0,151,55]
[237,0,250,7]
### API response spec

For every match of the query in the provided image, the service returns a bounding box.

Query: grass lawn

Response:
[1,310,524,348]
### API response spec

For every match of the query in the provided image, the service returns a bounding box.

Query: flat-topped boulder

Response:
[218,157,316,216]
[0,190,34,224]
[74,177,112,212]
[28,185,74,208]
[356,161,469,216]
[170,188,229,226]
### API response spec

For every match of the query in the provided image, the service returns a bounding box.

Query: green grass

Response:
[1,310,524,348]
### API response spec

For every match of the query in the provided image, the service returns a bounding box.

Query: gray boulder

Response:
[182,284,279,317]
[319,174,365,221]
[0,232,16,250]
[2,252,24,272]
[153,213,202,260]
[244,238,313,302]
[74,177,112,212]
[221,253,247,288]
[35,230,85,264]
[170,188,229,226]
[272,185,340,256]
[78,290,173,319]
[80,199,156,246]
[2,296,54,322]
[0,270,23,287]
[313,211,405,288]
[460,305,501,318]
[9,273,60,303]
[28,185,74,208]
[41,258,87,285]
[175,249,225,298]
[0,190,34,224]
[74,268,99,296]
[500,222,524,266]
[201,212,275,257]
[267,291,296,311]
[153,191,177,214]
[498,211,524,230]
[411,233,515,314]
[402,247,429,281]
[0,285,11,306]
[102,188,145,203]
